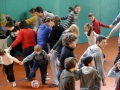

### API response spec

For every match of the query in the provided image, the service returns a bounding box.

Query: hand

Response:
[103,82,106,86]
[109,24,114,28]
[15,22,20,26]
[8,46,12,51]
[47,53,51,58]
[19,61,24,65]
[106,36,109,39]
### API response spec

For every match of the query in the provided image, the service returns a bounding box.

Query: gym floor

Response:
[0,37,118,90]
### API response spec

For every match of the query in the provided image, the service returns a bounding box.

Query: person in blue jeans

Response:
[21,45,48,85]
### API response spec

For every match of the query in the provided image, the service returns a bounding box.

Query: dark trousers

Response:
[114,47,120,64]
[28,61,47,84]
[10,43,22,56]
[23,46,35,77]
[4,63,15,82]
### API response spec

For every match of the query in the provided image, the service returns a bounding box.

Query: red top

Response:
[92,19,109,34]
[11,28,37,49]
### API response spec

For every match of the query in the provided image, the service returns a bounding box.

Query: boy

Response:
[60,57,77,90]
[75,56,101,90]
[58,33,78,81]
[88,12,113,34]
[21,45,48,85]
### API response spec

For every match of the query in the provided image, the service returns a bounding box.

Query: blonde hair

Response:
[34,45,42,52]
[64,24,79,37]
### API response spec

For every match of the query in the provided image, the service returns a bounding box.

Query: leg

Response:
[3,65,9,80]
[39,63,47,84]
[114,47,120,64]
[29,60,36,77]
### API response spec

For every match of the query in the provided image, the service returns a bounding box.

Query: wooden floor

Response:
[0,37,118,90]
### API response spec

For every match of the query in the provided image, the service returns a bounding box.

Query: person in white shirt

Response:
[84,23,98,46]
[0,48,21,87]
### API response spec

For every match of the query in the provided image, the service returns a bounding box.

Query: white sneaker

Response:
[13,82,16,87]
[46,77,50,81]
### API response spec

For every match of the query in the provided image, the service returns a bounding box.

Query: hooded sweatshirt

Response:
[78,44,106,85]
[37,24,52,48]
[75,66,101,90]
[60,69,75,90]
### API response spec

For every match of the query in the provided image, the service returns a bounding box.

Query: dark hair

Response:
[19,21,28,29]
[115,60,120,72]
[35,6,43,13]
[88,12,94,17]
[53,16,61,25]
[44,17,53,23]
[84,23,93,36]
[6,21,14,27]
[62,33,77,46]
[69,5,80,12]
[0,48,6,56]
[29,8,35,13]
[83,56,93,66]
[96,35,106,43]
[64,57,77,71]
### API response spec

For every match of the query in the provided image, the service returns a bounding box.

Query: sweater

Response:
[64,11,79,30]
[59,46,75,72]
[108,66,120,89]
[11,28,37,49]
[75,66,101,90]
[47,25,64,49]
[85,31,98,46]
[37,24,52,48]
[78,44,106,84]
[92,18,109,34]
[23,50,48,65]
[33,11,54,31]
[25,15,37,26]
[112,13,120,25]
[60,69,75,90]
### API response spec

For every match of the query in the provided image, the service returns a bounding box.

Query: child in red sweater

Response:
[88,12,113,34]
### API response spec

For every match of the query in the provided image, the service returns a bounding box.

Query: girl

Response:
[63,5,81,30]
[108,60,120,89]
[84,23,98,46]
[0,48,21,87]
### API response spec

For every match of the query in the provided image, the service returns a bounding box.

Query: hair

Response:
[34,45,42,52]
[115,60,120,72]
[0,48,6,56]
[45,17,53,23]
[88,12,94,17]
[82,56,93,66]
[62,33,77,46]
[96,35,106,43]
[69,5,80,12]
[53,16,61,25]
[84,23,93,36]
[19,20,28,29]
[64,57,77,71]
[29,8,35,13]
[35,6,43,13]
[64,24,79,37]
[6,21,14,27]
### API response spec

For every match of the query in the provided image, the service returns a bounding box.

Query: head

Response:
[35,6,44,17]
[0,48,6,56]
[83,56,94,67]
[6,21,15,31]
[115,60,120,72]
[65,24,79,37]
[64,57,77,72]
[19,21,28,29]
[62,33,78,48]
[74,5,81,14]
[84,23,93,36]
[53,15,61,26]
[88,12,95,21]
[45,17,53,27]
[34,45,42,54]
[29,8,36,16]
[96,35,107,49]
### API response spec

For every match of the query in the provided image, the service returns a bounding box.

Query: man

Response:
[33,6,54,32]
[78,35,107,90]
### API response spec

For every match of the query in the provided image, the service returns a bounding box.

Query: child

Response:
[58,33,78,81]
[84,23,98,46]
[108,60,120,89]
[21,45,48,85]
[60,57,77,90]
[0,48,21,87]
[88,12,112,34]
[75,56,101,90]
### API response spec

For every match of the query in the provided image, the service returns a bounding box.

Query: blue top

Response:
[37,24,52,48]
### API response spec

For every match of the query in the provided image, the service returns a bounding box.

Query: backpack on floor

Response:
[116,77,120,90]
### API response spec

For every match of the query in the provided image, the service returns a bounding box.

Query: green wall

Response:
[0,0,120,44]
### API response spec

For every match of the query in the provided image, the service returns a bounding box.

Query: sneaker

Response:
[50,84,59,88]
[46,77,50,81]
[42,83,48,85]
[13,82,16,87]
[26,78,31,82]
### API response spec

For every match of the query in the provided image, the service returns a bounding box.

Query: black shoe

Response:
[42,83,48,85]
[50,84,59,88]
[26,78,32,82]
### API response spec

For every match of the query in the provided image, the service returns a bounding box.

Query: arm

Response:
[108,66,116,77]
[25,16,37,25]
[22,52,36,63]
[98,21,109,28]
[95,71,101,82]
[42,50,48,60]
[47,29,56,43]
[112,13,120,25]
[68,78,75,90]
[74,69,81,80]
[93,31,98,37]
